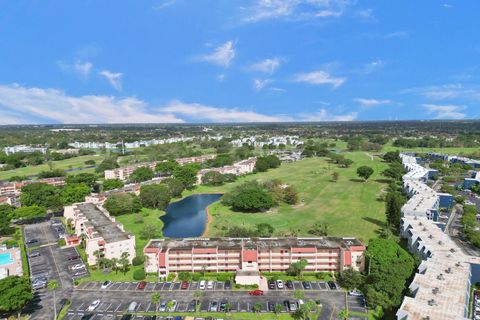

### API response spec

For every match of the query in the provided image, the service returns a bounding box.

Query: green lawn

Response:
[381,142,480,155]
[0,154,101,180]
[186,152,389,243]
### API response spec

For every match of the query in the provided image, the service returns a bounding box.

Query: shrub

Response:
[191,273,202,281]
[167,273,176,282]
[178,272,192,281]
[133,269,146,280]
[57,239,66,247]
[132,256,145,266]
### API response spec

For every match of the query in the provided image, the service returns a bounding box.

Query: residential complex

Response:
[143,237,365,282]
[175,154,215,165]
[64,202,136,266]
[104,162,157,181]
[3,145,47,155]
[196,157,257,184]
[0,177,66,207]
[397,153,480,320]
[230,135,303,148]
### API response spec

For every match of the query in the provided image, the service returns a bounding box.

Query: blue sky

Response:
[1,0,479,124]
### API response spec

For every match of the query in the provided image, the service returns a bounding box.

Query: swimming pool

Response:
[0,252,13,266]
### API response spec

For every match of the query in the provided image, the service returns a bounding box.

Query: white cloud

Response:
[422,104,467,119]
[99,70,123,91]
[293,70,345,88]
[404,83,480,101]
[243,0,353,23]
[299,109,358,121]
[354,98,391,107]
[363,59,385,74]
[442,3,453,8]
[197,41,235,67]
[248,57,281,74]
[0,84,183,124]
[153,0,176,10]
[57,60,93,79]
[253,79,272,91]
[355,8,375,21]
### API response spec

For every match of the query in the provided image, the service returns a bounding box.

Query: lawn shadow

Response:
[374,178,393,184]
[349,178,365,183]
[363,217,387,229]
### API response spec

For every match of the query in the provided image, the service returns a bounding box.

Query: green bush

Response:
[178,272,192,281]
[167,273,176,281]
[133,269,146,280]
[191,273,202,281]
[132,256,145,266]
[57,239,66,247]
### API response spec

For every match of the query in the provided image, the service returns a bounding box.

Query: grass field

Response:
[0,154,102,181]
[186,152,389,243]
[381,142,480,155]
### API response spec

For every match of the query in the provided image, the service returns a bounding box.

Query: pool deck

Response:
[0,246,23,279]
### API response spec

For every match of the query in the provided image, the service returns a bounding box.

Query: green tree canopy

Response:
[357,165,374,181]
[60,183,91,205]
[65,173,97,187]
[0,276,33,318]
[13,205,47,221]
[20,183,62,212]
[140,184,171,210]
[201,171,225,186]
[103,178,124,191]
[222,181,274,212]
[104,193,142,216]
[173,164,200,188]
[0,204,15,236]
[130,166,154,183]
[161,178,185,197]
[95,157,119,173]
[155,160,179,175]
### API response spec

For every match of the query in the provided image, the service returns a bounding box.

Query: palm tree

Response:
[151,292,161,315]
[166,300,175,317]
[119,252,130,275]
[337,309,349,320]
[253,302,262,313]
[274,304,283,318]
[293,289,305,301]
[225,302,233,314]
[111,258,119,274]
[48,280,59,319]
[193,290,203,313]
[93,250,102,266]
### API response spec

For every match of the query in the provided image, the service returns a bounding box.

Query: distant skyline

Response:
[1,1,480,124]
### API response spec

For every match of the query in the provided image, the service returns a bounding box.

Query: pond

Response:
[160,193,223,238]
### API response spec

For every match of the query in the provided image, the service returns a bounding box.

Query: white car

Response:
[168,300,177,312]
[199,280,206,290]
[159,301,167,312]
[70,264,85,270]
[87,300,101,311]
[207,280,214,289]
[348,290,364,297]
[276,280,284,289]
[101,281,111,289]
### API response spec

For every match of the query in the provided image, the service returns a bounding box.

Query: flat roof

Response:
[76,203,130,243]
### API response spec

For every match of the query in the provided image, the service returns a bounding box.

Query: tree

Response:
[383,150,400,163]
[194,290,204,312]
[338,158,354,168]
[65,173,97,188]
[256,223,275,237]
[103,193,142,216]
[225,302,233,313]
[201,171,225,186]
[162,178,184,197]
[151,292,161,314]
[48,280,59,320]
[119,252,130,275]
[283,185,299,205]
[338,268,365,290]
[12,205,47,222]
[20,183,62,212]
[308,222,329,236]
[111,257,119,274]
[357,165,374,181]
[382,162,405,181]
[274,304,283,315]
[337,309,349,320]
[156,160,179,175]
[95,157,119,173]
[167,300,175,317]
[0,276,33,319]
[289,258,308,279]
[173,164,200,188]
[385,191,404,229]
[140,184,171,210]
[0,204,15,236]
[60,183,91,205]
[296,300,316,320]
[37,169,65,179]
[209,154,233,168]
[293,290,305,300]
[331,171,339,182]
[222,182,274,212]
[103,179,124,191]
[130,166,154,183]
[140,224,161,240]
[253,302,262,313]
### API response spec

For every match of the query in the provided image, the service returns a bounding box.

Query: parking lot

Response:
[76,280,332,293]
[62,289,356,320]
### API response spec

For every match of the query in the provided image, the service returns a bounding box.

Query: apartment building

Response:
[175,154,215,165]
[64,202,136,265]
[196,157,257,184]
[397,216,480,320]
[104,162,157,181]
[143,237,365,277]
[3,145,47,155]
[0,177,66,197]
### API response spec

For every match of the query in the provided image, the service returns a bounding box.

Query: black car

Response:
[187,299,198,312]
[302,281,311,290]
[268,302,275,312]
[120,315,132,320]
[26,239,38,245]
[80,315,94,320]
[286,280,294,289]
[327,281,337,290]
[144,317,156,320]
[224,280,231,290]
[283,300,290,311]
[268,280,276,289]
[220,301,227,312]
[67,255,80,261]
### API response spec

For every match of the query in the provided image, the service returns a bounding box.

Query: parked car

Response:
[283,300,290,311]
[67,255,80,261]
[159,301,167,312]
[219,301,227,312]
[286,280,294,289]
[302,281,311,290]
[207,280,214,289]
[137,281,147,290]
[348,290,363,296]
[289,301,298,312]
[276,280,284,289]
[199,280,206,290]
[327,281,337,290]
[101,281,111,289]
[32,281,47,290]
[70,264,85,270]
[224,280,231,290]
[51,220,62,226]
[249,289,264,296]
[128,301,138,312]
[181,281,188,290]
[268,302,275,312]
[268,280,275,289]
[120,315,132,320]
[73,270,88,277]
[210,301,218,312]
[26,239,38,245]
[28,251,41,258]
[187,299,198,312]
[87,300,101,311]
